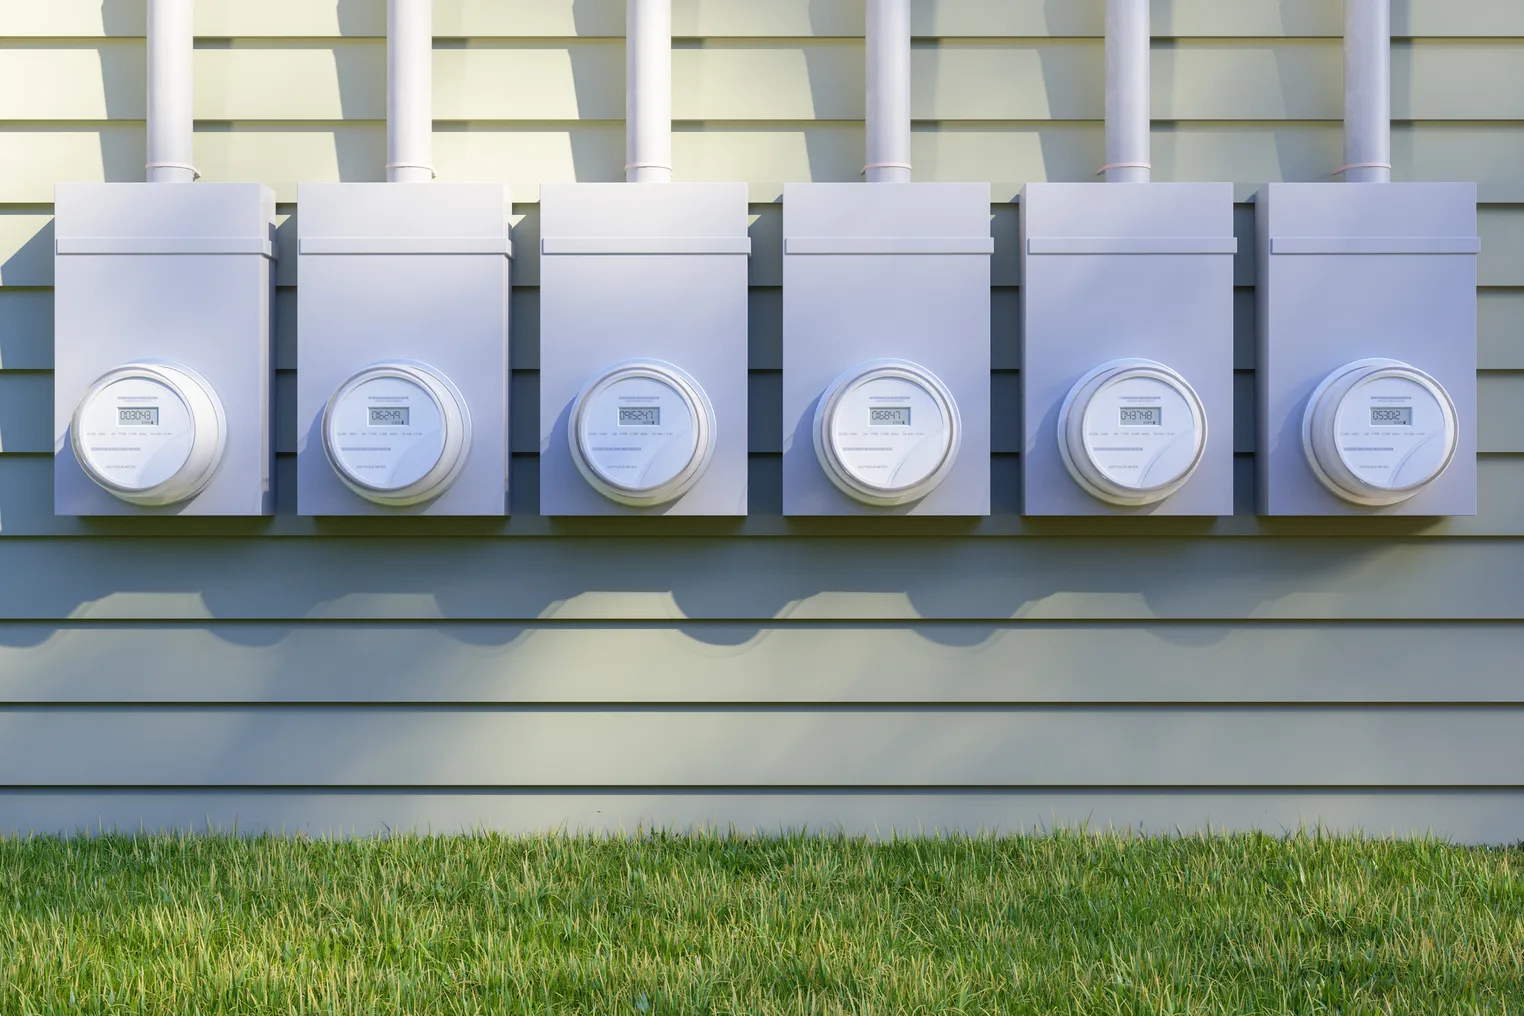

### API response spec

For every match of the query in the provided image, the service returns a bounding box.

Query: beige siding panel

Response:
[194,42,383,121]
[0,42,143,120]
[0,127,145,205]
[436,42,624,120]
[3,623,1523,705]
[4,127,1520,204]
[1,539,1524,619]
[1,706,1519,787]
[6,790,1524,842]
[7,42,1515,126]
[11,1,1521,41]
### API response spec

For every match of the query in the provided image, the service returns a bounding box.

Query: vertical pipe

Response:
[1102,0,1150,182]
[1342,0,1391,183]
[863,0,912,183]
[626,0,673,183]
[387,0,435,182]
[145,0,197,182]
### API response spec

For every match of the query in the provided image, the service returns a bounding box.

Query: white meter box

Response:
[782,183,993,516]
[53,183,276,516]
[1256,183,1478,516]
[1020,183,1236,516]
[296,184,511,516]
[539,183,750,516]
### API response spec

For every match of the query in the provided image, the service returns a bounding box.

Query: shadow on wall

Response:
[0,536,1450,647]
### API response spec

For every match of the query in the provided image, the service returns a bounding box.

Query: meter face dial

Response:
[326,374,447,492]
[576,373,699,493]
[826,374,952,493]
[1059,359,1207,506]
[75,375,195,492]
[1303,359,1458,505]
[1079,374,1202,491]
[814,359,961,506]
[1331,373,1452,492]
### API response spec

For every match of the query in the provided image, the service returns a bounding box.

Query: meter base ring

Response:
[71,360,228,507]
[322,360,472,507]
[569,359,717,508]
[1301,357,1457,507]
[1057,358,1208,507]
[813,358,962,508]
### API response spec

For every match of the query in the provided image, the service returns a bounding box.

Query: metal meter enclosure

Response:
[53,183,276,515]
[296,183,511,516]
[1256,183,1478,515]
[1020,182,1236,516]
[782,183,992,516]
[539,183,749,516]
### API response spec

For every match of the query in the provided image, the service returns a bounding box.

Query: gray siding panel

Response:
[5,539,1524,621]
[3,623,1523,704]
[1,706,1519,787]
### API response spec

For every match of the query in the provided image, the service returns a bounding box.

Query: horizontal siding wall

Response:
[0,0,1521,841]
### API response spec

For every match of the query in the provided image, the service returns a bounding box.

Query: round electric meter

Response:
[71,361,226,506]
[1058,358,1208,506]
[322,361,471,506]
[569,359,716,506]
[1302,358,1458,506]
[814,358,961,506]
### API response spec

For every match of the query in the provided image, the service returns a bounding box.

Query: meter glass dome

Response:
[71,362,226,506]
[1303,358,1458,506]
[814,359,961,506]
[1059,359,1208,506]
[570,360,716,507]
[323,361,471,506]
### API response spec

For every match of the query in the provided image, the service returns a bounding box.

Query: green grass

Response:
[1,830,1520,1014]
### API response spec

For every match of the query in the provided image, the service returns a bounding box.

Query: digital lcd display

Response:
[869,407,911,426]
[619,407,661,427]
[369,406,410,426]
[1370,406,1413,426]
[1119,406,1162,426]
[117,406,159,427]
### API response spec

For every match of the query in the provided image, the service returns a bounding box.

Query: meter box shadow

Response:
[1019,182,1237,517]
[1255,183,1478,516]
[782,183,993,517]
[53,183,277,516]
[538,183,750,516]
[295,183,512,517]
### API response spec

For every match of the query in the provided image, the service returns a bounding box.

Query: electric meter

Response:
[70,361,227,506]
[814,358,961,506]
[1058,358,1208,506]
[1302,358,1458,506]
[322,361,472,506]
[569,359,716,506]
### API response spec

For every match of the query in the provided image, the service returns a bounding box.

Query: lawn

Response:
[1,830,1520,1014]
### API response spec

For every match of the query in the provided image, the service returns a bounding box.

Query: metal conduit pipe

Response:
[863,0,912,183]
[146,0,197,182]
[1102,0,1150,182]
[626,0,673,183]
[387,0,435,182]
[1341,0,1391,183]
